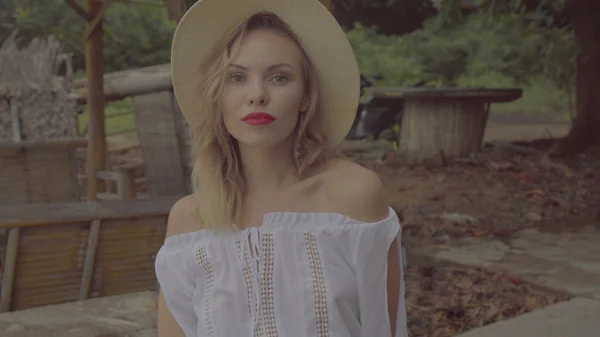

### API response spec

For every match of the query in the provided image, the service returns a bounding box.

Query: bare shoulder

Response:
[166,195,200,237]
[320,158,389,222]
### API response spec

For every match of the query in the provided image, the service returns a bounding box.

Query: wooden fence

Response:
[0,196,179,312]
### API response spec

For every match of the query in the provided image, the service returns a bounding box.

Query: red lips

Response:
[242,112,275,126]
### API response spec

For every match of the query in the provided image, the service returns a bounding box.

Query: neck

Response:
[238,139,299,196]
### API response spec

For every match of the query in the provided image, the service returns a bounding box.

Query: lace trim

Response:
[236,239,254,315]
[305,231,330,337]
[257,232,278,336]
[196,246,215,337]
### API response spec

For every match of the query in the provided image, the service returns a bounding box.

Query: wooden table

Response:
[370,87,522,162]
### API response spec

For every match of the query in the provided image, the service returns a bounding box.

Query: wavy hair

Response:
[189,12,332,230]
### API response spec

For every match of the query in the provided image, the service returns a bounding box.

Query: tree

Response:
[550,0,600,156]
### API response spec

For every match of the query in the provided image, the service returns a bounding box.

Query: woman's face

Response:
[221,28,309,148]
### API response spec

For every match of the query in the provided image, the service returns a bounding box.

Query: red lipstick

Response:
[242,112,275,125]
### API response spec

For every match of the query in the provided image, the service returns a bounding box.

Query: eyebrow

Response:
[228,63,294,71]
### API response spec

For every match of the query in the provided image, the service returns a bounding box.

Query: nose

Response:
[247,80,269,106]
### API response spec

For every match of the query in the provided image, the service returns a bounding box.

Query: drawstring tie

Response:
[240,228,262,332]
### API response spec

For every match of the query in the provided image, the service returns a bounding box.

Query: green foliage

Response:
[347,0,577,118]
[348,6,577,90]
[2,0,175,72]
[102,3,176,71]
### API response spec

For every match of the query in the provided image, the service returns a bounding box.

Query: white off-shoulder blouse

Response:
[155,207,408,337]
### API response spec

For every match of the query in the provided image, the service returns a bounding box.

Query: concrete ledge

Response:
[457,297,600,337]
[0,291,157,337]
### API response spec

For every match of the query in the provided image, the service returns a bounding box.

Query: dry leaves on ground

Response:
[404,261,570,337]
[347,142,600,248]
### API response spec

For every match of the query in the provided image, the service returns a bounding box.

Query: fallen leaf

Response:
[525,212,543,221]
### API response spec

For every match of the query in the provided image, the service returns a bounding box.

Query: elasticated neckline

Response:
[162,206,397,248]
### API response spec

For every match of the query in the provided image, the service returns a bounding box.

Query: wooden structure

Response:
[0,34,86,204]
[371,87,522,162]
[72,63,192,197]
[0,196,179,312]
[0,139,87,205]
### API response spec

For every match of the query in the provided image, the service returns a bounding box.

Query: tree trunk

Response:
[550,0,600,156]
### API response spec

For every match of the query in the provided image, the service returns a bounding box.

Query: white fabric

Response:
[155,207,409,337]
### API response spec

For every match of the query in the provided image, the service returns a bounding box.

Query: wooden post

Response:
[84,0,107,200]
[116,167,137,199]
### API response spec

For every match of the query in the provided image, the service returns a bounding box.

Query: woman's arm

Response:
[156,195,200,337]
[158,290,186,337]
[326,161,407,337]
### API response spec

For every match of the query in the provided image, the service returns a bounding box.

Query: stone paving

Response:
[0,291,157,337]
[457,297,600,337]
[416,226,600,337]
[418,227,600,301]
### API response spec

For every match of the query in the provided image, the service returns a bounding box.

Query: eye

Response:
[271,73,289,84]
[228,73,245,83]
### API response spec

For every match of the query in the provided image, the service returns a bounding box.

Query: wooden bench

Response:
[371,87,522,163]
[0,196,179,312]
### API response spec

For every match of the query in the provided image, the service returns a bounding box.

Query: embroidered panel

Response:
[257,232,278,337]
[196,246,215,337]
[305,231,330,337]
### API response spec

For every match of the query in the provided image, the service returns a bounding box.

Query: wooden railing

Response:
[0,196,180,312]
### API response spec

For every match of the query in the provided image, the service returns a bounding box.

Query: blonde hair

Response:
[190,12,332,230]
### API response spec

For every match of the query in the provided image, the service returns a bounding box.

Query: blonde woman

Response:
[155,0,408,336]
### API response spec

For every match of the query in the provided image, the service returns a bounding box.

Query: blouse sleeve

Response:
[154,243,198,337]
[352,214,409,337]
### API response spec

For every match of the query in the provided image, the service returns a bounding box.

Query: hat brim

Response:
[171,0,361,149]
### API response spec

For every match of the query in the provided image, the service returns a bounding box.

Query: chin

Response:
[233,132,291,149]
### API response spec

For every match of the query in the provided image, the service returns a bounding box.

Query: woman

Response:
[155,0,408,336]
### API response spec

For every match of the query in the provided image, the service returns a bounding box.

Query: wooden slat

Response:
[11,225,87,312]
[79,219,101,300]
[89,217,166,297]
[0,138,87,153]
[0,196,180,228]
[0,228,20,312]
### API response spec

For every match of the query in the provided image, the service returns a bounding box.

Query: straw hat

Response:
[171,0,361,149]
